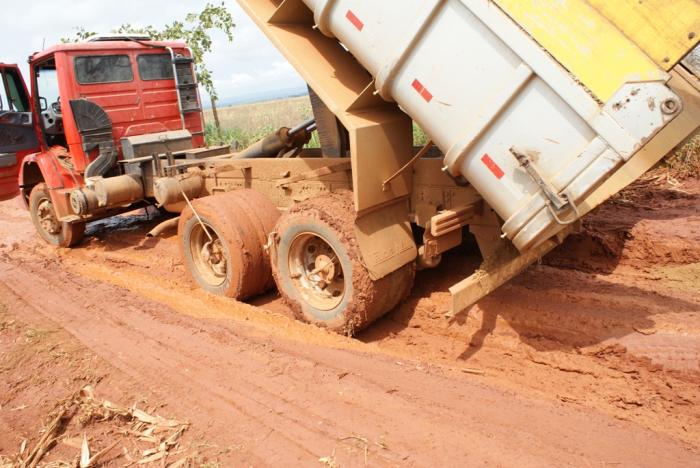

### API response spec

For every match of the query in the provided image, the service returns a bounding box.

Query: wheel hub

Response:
[190,223,228,287]
[288,233,346,311]
[314,254,336,285]
[201,240,227,277]
[37,199,60,235]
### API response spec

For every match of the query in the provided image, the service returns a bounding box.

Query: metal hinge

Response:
[509,147,568,210]
[509,147,581,225]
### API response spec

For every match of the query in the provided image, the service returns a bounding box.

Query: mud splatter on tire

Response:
[178,189,279,299]
[271,191,415,335]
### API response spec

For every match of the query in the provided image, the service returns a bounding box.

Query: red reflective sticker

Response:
[412,79,423,93]
[481,154,505,179]
[346,10,364,31]
[412,79,433,103]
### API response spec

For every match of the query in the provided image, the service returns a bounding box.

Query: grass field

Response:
[204,96,314,149]
[204,95,429,149]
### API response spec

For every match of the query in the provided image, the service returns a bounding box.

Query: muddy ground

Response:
[0,173,698,466]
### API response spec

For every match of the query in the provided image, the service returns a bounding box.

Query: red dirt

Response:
[0,175,698,466]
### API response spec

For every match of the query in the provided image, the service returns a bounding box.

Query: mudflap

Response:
[354,199,417,281]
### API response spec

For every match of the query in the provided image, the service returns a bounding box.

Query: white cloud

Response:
[0,0,305,105]
[262,61,298,79]
[228,73,255,86]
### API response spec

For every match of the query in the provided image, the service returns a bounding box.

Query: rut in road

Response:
[0,254,695,467]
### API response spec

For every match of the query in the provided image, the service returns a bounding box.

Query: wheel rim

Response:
[287,232,346,311]
[189,222,227,287]
[36,197,61,236]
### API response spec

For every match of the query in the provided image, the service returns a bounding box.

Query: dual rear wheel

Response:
[179,190,414,335]
[271,192,414,335]
[179,189,279,300]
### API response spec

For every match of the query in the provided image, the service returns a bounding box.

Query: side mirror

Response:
[39,97,47,112]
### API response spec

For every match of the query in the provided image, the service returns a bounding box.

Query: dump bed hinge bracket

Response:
[510,147,569,210]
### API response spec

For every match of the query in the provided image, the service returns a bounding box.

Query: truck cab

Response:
[0,37,207,246]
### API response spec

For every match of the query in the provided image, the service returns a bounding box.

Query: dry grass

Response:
[664,131,700,179]
[609,131,699,203]
[204,96,312,135]
[1,385,194,467]
[204,96,314,149]
[204,95,429,150]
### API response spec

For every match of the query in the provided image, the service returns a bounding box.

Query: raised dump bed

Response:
[297,0,694,251]
[231,0,700,325]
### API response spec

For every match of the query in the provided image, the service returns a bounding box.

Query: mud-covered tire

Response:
[271,192,415,335]
[178,189,280,300]
[29,183,85,247]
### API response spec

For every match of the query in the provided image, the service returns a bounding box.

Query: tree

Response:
[63,2,235,129]
[61,27,97,43]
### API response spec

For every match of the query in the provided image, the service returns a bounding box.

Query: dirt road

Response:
[1,176,698,466]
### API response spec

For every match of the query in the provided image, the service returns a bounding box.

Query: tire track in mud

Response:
[1,178,700,464]
[0,262,389,465]
[0,257,696,466]
[49,239,700,449]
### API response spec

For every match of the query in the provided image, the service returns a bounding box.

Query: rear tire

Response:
[29,183,85,247]
[271,192,414,335]
[178,189,280,300]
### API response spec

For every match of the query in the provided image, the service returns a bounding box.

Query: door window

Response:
[5,70,30,112]
[0,71,9,111]
[1,67,30,112]
[36,66,60,109]
[35,61,66,146]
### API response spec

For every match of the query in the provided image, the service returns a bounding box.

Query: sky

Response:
[0,0,307,105]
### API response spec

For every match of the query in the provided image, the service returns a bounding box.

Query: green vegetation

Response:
[413,122,430,146]
[205,122,274,149]
[205,122,321,150]
[205,96,432,151]
[204,96,317,149]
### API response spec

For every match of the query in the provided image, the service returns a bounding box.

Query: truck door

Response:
[0,64,39,201]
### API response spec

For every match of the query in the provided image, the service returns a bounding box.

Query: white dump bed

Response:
[300,0,683,250]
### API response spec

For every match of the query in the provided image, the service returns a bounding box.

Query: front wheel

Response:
[29,183,85,247]
[271,192,414,336]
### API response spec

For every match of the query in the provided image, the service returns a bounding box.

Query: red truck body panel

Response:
[30,41,204,176]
